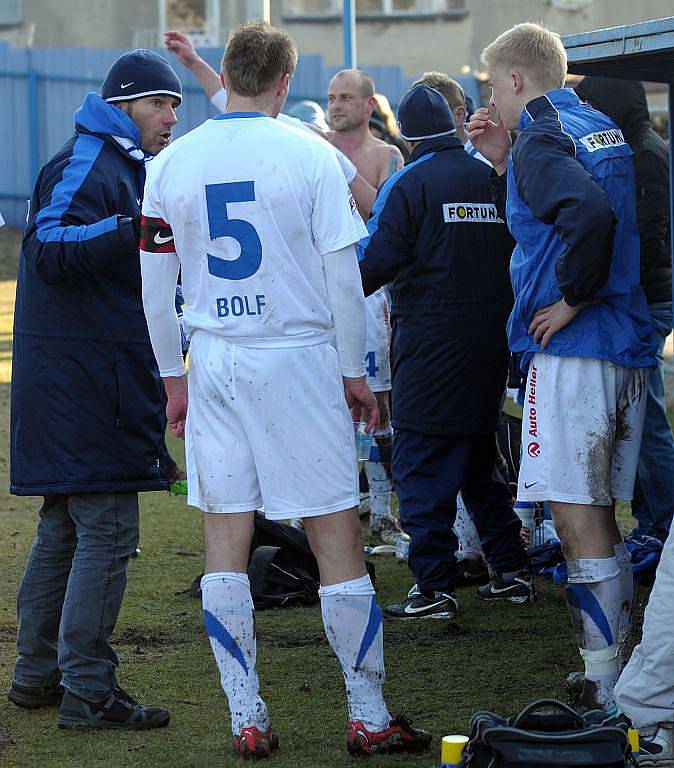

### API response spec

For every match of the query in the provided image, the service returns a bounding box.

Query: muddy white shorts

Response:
[185,332,359,519]
[365,288,391,393]
[518,353,648,506]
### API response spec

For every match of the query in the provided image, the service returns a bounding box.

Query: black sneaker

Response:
[476,571,536,604]
[384,584,458,619]
[58,686,170,730]
[8,679,64,709]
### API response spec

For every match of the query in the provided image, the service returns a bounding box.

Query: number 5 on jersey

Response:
[206,181,262,281]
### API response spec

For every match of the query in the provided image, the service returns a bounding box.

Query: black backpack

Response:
[185,513,375,609]
[461,700,632,768]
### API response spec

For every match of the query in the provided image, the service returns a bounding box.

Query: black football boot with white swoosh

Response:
[476,570,537,604]
[383,583,458,620]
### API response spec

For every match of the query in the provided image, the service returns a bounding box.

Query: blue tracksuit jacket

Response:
[11,93,171,495]
[491,88,656,369]
[358,135,514,435]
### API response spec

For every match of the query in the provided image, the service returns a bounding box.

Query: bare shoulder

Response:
[375,141,404,183]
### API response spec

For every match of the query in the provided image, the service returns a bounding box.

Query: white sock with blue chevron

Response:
[320,574,390,731]
[201,571,269,734]
[565,557,623,709]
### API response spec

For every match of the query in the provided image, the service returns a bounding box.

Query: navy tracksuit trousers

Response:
[393,429,527,593]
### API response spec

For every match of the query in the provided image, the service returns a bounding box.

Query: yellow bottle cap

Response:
[628,728,640,754]
[442,734,469,764]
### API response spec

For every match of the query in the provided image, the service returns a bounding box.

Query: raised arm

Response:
[165,31,221,99]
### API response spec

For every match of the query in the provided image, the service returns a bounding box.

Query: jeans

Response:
[633,302,674,541]
[13,493,139,700]
[393,429,527,592]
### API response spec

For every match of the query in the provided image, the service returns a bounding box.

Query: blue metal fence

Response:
[0,42,479,229]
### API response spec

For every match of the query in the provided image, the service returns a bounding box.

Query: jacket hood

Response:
[74,92,146,161]
[574,77,650,142]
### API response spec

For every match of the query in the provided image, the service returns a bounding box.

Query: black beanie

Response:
[102,49,182,104]
[397,84,455,141]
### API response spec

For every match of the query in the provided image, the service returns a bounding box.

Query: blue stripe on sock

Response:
[354,596,382,671]
[565,583,614,646]
[203,609,249,676]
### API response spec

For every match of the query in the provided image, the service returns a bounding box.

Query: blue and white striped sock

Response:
[320,574,390,731]
[201,571,269,734]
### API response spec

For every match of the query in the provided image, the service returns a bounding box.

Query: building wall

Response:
[0,0,157,48]
[282,15,472,76]
[1,0,672,79]
[470,0,674,69]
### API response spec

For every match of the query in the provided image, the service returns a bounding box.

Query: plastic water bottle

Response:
[514,500,536,549]
[353,421,373,462]
[395,532,410,559]
[441,734,468,767]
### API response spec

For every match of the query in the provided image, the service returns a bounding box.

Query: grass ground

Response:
[0,227,650,767]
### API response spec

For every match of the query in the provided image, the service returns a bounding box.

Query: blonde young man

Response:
[468,23,655,711]
[143,21,430,760]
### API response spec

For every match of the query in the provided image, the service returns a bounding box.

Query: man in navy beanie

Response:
[358,84,533,619]
[8,49,181,729]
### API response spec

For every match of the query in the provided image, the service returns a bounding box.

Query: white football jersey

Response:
[142,112,366,347]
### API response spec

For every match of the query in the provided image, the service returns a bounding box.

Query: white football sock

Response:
[201,572,269,734]
[614,540,633,668]
[453,492,483,560]
[566,557,622,708]
[320,574,390,731]
[365,430,393,520]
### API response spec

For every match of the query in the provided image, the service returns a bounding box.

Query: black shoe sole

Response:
[8,689,62,710]
[58,712,170,730]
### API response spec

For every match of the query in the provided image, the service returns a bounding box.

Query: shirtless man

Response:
[326,70,404,545]
[326,70,404,218]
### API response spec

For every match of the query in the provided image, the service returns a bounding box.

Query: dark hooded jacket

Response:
[575,77,671,304]
[10,93,171,495]
[358,136,514,435]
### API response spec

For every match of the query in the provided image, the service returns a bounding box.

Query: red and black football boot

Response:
[347,715,432,757]
[232,725,280,760]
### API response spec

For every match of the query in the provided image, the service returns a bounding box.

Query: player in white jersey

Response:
[164,31,401,543]
[143,21,430,760]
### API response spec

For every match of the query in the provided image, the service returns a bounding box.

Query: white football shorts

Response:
[365,288,391,392]
[518,353,648,506]
[185,332,359,518]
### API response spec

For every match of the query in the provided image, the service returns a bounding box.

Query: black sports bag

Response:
[461,700,632,768]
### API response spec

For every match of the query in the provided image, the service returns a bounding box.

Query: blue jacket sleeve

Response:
[512,130,617,306]
[357,175,419,296]
[22,135,139,286]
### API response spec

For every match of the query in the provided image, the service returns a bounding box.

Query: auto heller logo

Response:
[527,442,541,458]
[443,202,504,224]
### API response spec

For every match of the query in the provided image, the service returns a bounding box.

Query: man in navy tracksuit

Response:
[9,50,181,730]
[469,23,656,711]
[358,85,532,620]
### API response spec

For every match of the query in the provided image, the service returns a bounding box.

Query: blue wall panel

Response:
[0,43,479,229]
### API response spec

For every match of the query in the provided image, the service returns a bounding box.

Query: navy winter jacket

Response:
[11,93,171,495]
[492,88,656,370]
[358,136,514,435]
